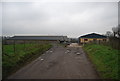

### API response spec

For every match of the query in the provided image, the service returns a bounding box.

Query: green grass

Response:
[83,44,119,79]
[2,43,52,78]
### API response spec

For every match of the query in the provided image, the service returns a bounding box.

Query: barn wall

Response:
[5,40,59,45]
[80,38,108,44]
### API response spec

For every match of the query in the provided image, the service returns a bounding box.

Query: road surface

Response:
[8,43,99,79]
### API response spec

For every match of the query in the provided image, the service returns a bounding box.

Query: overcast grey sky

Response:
[2,1,118,38]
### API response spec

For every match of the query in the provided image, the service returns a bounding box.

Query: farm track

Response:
[8,44,99,79]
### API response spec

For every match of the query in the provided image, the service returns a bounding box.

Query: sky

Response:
[1,0,118,38]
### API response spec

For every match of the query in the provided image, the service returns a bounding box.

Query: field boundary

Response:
[82,47,101,79]
[2,43,52,79]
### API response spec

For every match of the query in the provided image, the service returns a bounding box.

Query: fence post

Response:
[13,40,15,54]
[2,38,4,54]
[24,40,25,51]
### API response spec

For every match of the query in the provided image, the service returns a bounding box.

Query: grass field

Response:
[2,43,52,78]
[83,44,119,79]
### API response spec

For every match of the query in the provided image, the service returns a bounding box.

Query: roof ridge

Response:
[80,33,107,38]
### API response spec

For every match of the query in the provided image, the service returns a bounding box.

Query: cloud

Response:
[2,2,118,37]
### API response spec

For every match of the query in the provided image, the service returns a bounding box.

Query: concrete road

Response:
[8,44,99,79]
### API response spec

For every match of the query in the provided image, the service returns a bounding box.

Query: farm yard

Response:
[2,34,120,80]
[2,1,120,80]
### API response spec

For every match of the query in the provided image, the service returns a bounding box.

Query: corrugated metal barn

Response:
[5,36,69,44]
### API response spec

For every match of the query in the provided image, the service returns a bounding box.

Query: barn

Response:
[78,33,108,44]
[5,36,69,44]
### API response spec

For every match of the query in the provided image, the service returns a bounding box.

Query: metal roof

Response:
[9,36,68,41]
[79,33,107,38]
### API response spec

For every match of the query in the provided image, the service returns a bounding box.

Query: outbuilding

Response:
[78,33,108,44]
[5,35,69,44]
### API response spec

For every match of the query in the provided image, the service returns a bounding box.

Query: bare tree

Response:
[112,27,118,37]
[112,25,120,38]
[118,24,120,37]
[106,31,113,37]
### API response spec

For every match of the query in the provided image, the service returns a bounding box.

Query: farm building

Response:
[78,33,108,44]
[5,36,69,44]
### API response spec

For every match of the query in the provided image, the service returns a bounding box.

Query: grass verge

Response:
[2,43,52,79]
[83,44,119,79]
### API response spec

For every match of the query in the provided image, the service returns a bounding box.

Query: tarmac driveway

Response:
[8,44,99,79]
